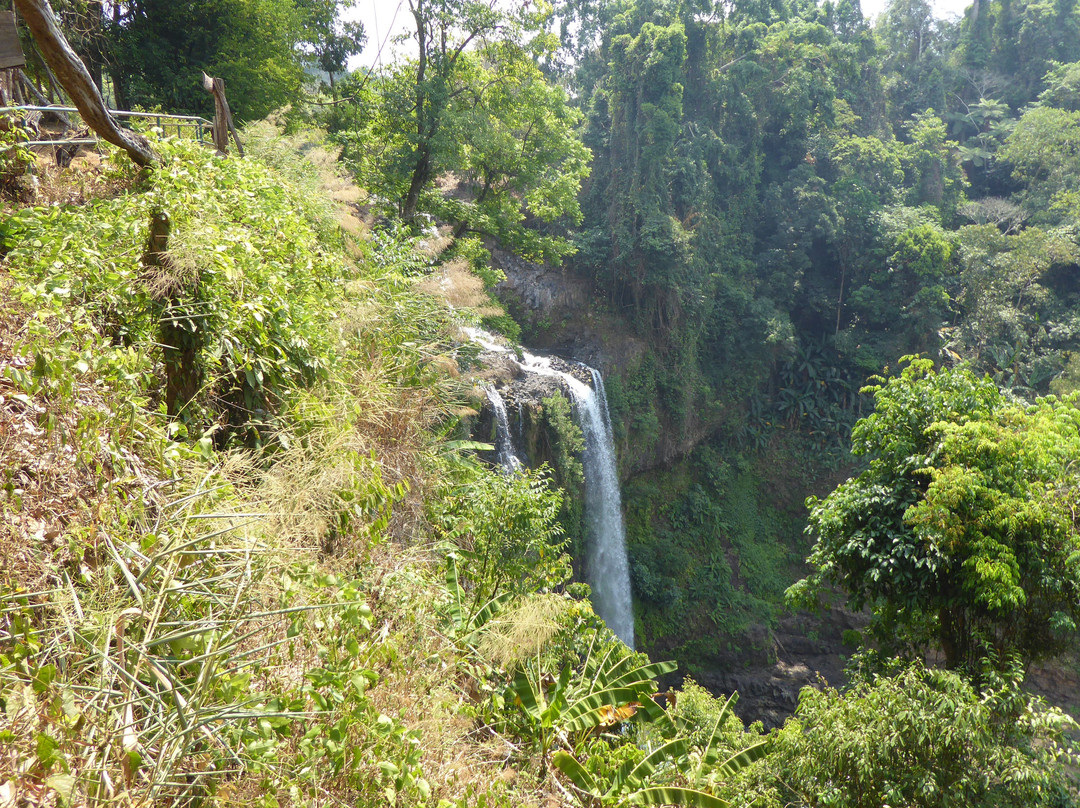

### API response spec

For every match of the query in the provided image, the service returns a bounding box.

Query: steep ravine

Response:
[488,253,867,726]
[490,254,1080,728]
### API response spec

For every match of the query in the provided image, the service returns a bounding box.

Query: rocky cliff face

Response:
[492,248,637,371]
[492,249,720,477]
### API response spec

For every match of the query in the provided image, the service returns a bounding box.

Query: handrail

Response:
[1,105,213,148]
[0,105,212,125]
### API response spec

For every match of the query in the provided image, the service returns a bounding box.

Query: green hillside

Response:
[4,0,1080,805]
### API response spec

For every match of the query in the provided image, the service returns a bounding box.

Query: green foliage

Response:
[0,116,34,200]
[7,136,343,445]
[431,44,592,264]
[539,393,587,555]
[793,357,1080,673]
[328,0,588,264]
[0,126,470,807]
[509,642,677,767]
[429,462,570,606]
[1001,105,1080,221]
[549,677,767,807]
[758,663,1079,807]
[39,0,361,120]
[625,446,794,665]
[443,551,513,645]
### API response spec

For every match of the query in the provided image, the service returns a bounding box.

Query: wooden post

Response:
[13,0,158,167]
[201,72,243,157]
[142,211,203,418]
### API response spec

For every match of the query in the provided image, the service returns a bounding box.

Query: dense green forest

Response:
[3,0,1080,805]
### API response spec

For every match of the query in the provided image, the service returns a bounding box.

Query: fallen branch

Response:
[16,67,73,128]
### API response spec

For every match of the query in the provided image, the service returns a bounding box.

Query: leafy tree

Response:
[758,663,1079,808]
[790,357,1080,673]
[295,0,365,101]
[388,0,551,222]
[875,0,956,120]
[432,42,591,263]
[331,6,588,262]
[428,464,569,607]
[1000,103,1080,221]
[90,0,357,119]
[106,0,308,120]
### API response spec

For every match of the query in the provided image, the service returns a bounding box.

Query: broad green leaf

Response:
[552,751,601,796]
[624,786,730,808]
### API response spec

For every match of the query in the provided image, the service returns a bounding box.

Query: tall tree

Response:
[295,0,365,101]
[790,357,1080,675]
[398,0,543,221]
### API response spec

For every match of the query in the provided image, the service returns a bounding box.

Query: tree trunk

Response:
[14,0,158,167]
[142,211,203,418]
[402,146,430,221]
[403,0,428,221]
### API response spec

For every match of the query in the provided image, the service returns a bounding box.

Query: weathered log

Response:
[13,0,158,166]
[201,72,243,157]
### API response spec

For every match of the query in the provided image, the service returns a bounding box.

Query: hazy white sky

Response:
[862,0,970,19]
[342,0,411,72]
[343,0,973,72]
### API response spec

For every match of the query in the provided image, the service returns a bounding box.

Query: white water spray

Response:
[464,326,636,648]
[483,385,523,472]
[519,355,635,649]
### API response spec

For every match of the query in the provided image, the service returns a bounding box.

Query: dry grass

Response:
[341,544,569,808]
[242,119,369,239]
[25,149,139,209]
[416,258,503,317]
[258,347,458,555]
[477,595,572,670]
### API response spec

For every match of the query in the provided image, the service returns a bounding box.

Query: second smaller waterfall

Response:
[483,385,523,472]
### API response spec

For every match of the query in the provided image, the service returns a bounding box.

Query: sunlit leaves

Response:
[793,357,1080,672]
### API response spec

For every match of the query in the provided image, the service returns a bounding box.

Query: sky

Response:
[342,0,412,73]
[343,0,972,73]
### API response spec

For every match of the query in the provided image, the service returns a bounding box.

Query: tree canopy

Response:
[791,357,1080,673]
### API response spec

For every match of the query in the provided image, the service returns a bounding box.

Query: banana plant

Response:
[553,741,729,807]
[552,692,769,807]
[677,692,769,792]
[509,640,678,770]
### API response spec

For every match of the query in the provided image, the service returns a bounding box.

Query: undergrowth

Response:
[0,128,534,807]
[4,124,760,808]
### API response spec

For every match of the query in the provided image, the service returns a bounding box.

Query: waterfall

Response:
[464,326,635,649]
[520,354,636,649]
[483,385,523,472]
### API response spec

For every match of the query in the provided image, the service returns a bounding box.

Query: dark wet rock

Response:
[689,607,867,730]
[492,249,590,318]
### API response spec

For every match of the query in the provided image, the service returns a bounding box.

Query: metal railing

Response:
[0,105,214,148]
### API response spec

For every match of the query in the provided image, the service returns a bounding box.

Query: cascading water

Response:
[464,326,636,649]
[483,385,523,472]
[519,355,636,649]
